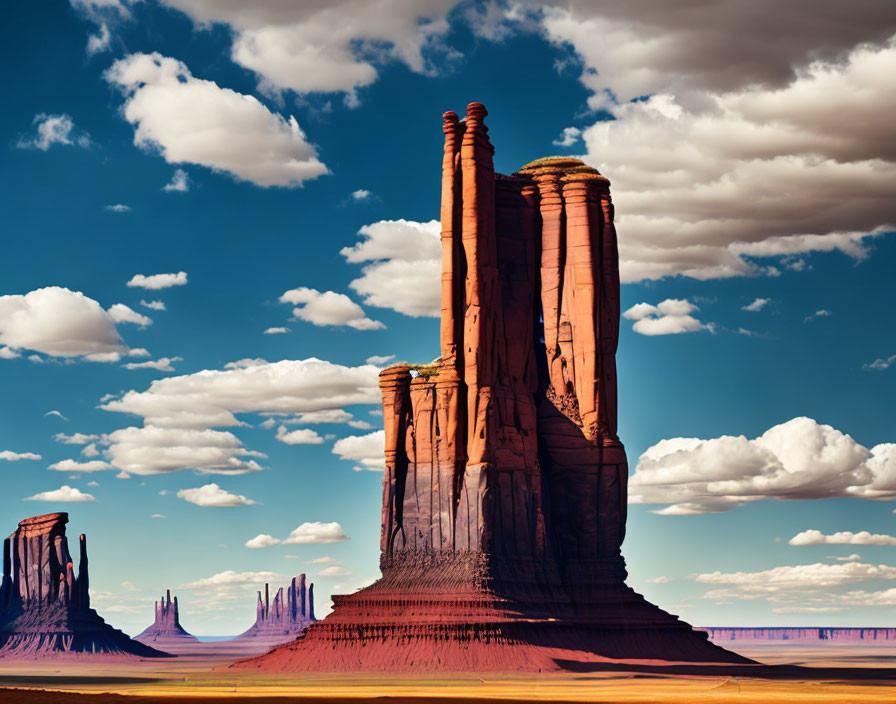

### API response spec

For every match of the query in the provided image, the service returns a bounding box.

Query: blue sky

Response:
[2,0,895,635]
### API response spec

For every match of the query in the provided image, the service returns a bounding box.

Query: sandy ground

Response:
[1,640,895,702]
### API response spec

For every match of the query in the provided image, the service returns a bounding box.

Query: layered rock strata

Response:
[135,590,198,651]
[232,575,315,646]
[237,103,748,673]
[0,513,168,658]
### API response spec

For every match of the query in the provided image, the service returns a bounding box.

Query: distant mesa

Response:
[702,627,896,642]
[232,574,316,648]
[134,589,198,653]
[0,512,169,658]
[235,103,748,673]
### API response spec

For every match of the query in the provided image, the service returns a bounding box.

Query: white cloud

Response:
[81,443,100,458]
[0,346,20,360]
[790,529,896,547]
[351,189,372,200]
[108,303,152,327]
[102,358,379,428]
[181,570,285,589]
[45,410,68,421]
[86,22,111,55]
[804,309,832,322]
[104,426,264,475]
[127,271,188,290]
[105,52,328,187]
[140,299,166,311]
[151,513,166,519]
[264,326,289,334]
[163,168,190,192]
[833,554,862,562]
[365,354,395,366]
[245,534,281,549]
[696,561,896,592]
[347,420,373,430]
[48,459,113,473]
[319,565,352,577]
[54,432,99,445]
[341,219,441,317]
[279,287,384,330]
[283,522,349,544]
[742,298,770,312]
[569,37,896,282]
[246,521,349,547]
[176,482,257,507]
[308,556,336,564]
[646,576,671,584]
[332,430,384,472]
[0,287,128,360]
[104,204,131,213]
[622,299,713,336]
[0,451,41,461]
[864,354,896,371]
[630,417,896,514]
[273,409,355,425]
[123,357,182,372]
[552,126,581,147]
[128,348,150,358]
[275,426,324,445]
[17,114,90,151]
[25,485,96,502]
[159,0,458,100]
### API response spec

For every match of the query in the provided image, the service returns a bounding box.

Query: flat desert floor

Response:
[1,640,895,703]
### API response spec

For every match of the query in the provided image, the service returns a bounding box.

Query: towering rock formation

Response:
[701,627,896,642]
[135,589,198,651]
[232,575,315,646]
[238,103,747,673]
[0,513,168,658]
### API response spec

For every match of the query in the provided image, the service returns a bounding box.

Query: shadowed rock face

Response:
[135,589,197,650]
[232,575,315,646]
[236,103,747,673]
[0,513,169,658]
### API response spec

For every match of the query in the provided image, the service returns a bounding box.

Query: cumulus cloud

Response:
[865,353,896,371]
[332,430,384,472]
[804,309,832,322]
[86,22,111,55]
[264,326,289,335]
[105,52,328,187]
[127,271,188,290]
[0,287,128,360]
[571,37,896,281]
[622,299,713,336]
[630,417,896,514]
[279,287,384,330]
[245,521,350,548]
[123,357,182,372]
[696,561,896,594]
[351,189,372,200]
[319,565,352,577]
[742,298,770,312]
[0,450,41,461]
[275,426,324,445]
[48,459,113,473]
[141,299,166,311]
[163,168,190,192]
[552,126,581,147]
[104,204,131,213]
[176,482,257,507]
[365,354,395,366]
[159,0,457,100]
[54,432,99,445]
[104,426,264,475]
[790,530,896,547]
[17,113,90,151]
[108,303,152,327]
[0,346,20,359]
[25,485,96,502]
[181,570,285,590]
[341,219,441,317]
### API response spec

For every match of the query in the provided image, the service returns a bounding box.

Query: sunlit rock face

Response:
[135,589,198,652]
[231,574,316,647]
[0,512,169,658]
[236,103,747,673]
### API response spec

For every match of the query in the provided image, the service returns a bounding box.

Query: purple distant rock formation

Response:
[0,512,168,658]
[702,627,896,642]
[135,589,198,651]
[232,574,315,645]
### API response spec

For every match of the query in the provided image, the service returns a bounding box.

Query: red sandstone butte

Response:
[0,512,169,658]
[135,589,198,653]
[236,103,748,673]
[230,574,316,649]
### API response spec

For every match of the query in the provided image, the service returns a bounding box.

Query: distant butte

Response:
[0,512,169,658]
[235,103,749,673]
[135,589,198,653]
[231,574,316,649]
